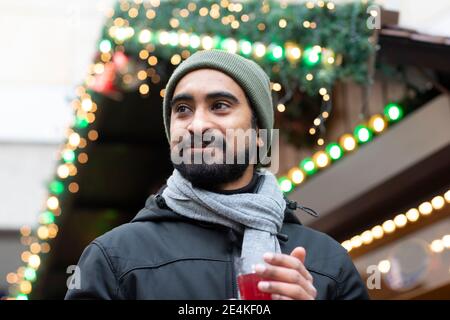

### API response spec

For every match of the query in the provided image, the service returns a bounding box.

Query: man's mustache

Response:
[176,133,226,150]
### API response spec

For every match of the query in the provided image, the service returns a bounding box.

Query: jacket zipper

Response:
[228,228,239,299]
[230,251,238,299]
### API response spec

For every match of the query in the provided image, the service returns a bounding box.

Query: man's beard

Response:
[172,141,253,191]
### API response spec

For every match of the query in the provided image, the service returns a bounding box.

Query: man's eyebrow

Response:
[205,91,240,104]
[170,93,194,108]
[171,91,240,108]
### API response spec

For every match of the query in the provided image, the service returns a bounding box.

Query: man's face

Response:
[169,68,257,189]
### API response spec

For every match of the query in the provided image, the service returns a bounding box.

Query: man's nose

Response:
[186,108,215,135]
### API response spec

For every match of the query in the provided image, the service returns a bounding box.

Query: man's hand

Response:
[254,247,317,300]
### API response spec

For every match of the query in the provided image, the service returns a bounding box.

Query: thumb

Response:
[290,246,306,264]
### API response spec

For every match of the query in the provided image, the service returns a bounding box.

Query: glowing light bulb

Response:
[313,151,329,168]
[278,177,293,193]
[253,42,266,58]
[47,196,59,210]
[339,134,356,151]
[418,202,433,215]
[378,260,391,273]
[288,168,305,185]
[139,29,152,43]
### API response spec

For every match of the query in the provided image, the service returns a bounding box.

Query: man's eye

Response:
[176,105,190,113]
[212,102,229,110]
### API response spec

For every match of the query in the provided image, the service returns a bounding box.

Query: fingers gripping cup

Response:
[235,256,272,300]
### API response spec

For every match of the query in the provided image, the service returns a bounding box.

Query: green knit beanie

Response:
[162,49,274,152]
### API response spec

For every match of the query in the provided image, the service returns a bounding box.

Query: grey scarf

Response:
[161,168,286,271]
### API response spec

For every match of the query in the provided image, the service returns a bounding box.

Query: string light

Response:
[306,2,315,9]
[327,2,336,10]
[253,42,266,58]
[24,267,36,281]
[46,196,59,210]
[138,29,152,43]
[278,104,405,194]
[443,235,450,248]
[278,19,287,28]
[99,40,112,53]
[406,208,420,222]
[339,134,356,152]
[62,149,76,163]
[393,214,408,228]
[221,38,238,54]
[418,201,433,215]
[371,225,384,239]
[179,32,190,47]
[49,181,64,195]
[39,211,55,225]
[285,43,301,62]
[378,260,391,274]
[354,125,373,144]
[189,34,201,49]
[303,46,321,66]
[69,182,79,193]
[116,27,332,66]
[300,158,317,175]
[279,177,294,193]
[277,104,286,112]
[341,189,449,252]
[239,40,252,55]
[68,132,81,147]
[288,168,305,185]
[361,230,373,244]
[431,196,445,210]
[139,83,150,95]
[368,114,386,133]
[325,143,343,161]
[382,220,396,234]
[272,83,282,92]
[430,239,445,253]
[313,151,329,168]
[28,255,41,269]
[202,35,216,49]
[445,190,450,203]
[384,103,404,122]
[37,226,49,240]
[269,45,284,61]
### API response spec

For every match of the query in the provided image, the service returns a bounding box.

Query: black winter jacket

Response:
[65,187,369,300]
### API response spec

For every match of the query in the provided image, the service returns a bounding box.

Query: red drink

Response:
[237,273,272,300]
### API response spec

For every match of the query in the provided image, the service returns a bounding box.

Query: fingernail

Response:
[255,264,266,273]
[258,281,269,290]
[263,252,274,260]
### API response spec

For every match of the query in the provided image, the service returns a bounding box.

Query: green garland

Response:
[88,0,377,146]
[98,0,374,95]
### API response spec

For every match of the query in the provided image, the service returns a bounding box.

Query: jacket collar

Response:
[131,184,302,226]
